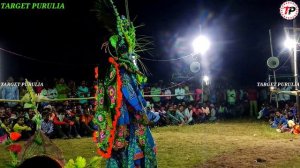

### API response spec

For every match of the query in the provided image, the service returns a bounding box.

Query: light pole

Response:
[284,19,300,120]
[192,35,211,104]
[201,75,209,103]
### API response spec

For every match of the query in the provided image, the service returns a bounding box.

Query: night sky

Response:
[0,0,296,86]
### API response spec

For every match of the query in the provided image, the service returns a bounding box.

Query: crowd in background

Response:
[0,76,297,141]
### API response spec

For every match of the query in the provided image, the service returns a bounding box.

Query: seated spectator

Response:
[166,106,182,125]
[201,104,210,120]
[217,103,227,120]
[65,109,81,138]
[41,113,55,139]
[209,104,217,122]
[6,107,12,117]
[257,104,269,120]
[49,109,68,139]
[76,104,84,115]
[157,106,169,126]
[192,104,202,123]
[13,116,32,140]
[184,104,193,125]
[288,120,300,134]
[271,111,288,131]
[0,117,11,143]
[79,108,94,136]
[24,108,36,133]
[0,107,6,118]
[176,105,186,124]
[63,101,71,111]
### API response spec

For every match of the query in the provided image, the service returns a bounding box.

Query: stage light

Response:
[284,38,297,49]
[203,75,209,83]
[192,35,211,54]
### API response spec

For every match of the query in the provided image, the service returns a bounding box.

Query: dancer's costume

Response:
[93,0,157,167]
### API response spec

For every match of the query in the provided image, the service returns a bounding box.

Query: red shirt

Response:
[49,113,69,125]
[194,89,203,101]
[35,86,43,94]
[80,115,93,125]
[247,89,257,101]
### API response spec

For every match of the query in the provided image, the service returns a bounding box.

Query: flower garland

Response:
[95,57,122,159]
[3,132,22,167]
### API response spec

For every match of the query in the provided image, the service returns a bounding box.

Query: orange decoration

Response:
[94,66,99,79]
[95,57,122,159]
[10,132,21,141]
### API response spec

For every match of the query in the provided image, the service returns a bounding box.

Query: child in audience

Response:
[41,113,55,138]
[271,111,288,132]
[13,116,32,139]
[209,104,217,122]
[184,104,193,124]
[79,108,94,136]
[0,117,11,143]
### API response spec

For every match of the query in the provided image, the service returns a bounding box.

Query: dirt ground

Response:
[197,137,300,168]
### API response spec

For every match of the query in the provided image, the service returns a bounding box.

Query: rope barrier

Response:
[0,97,95,103]
[0,94,196,102]
[143,93,195,97]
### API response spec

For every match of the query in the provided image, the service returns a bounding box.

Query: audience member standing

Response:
[2,77,19,107]
[175,85,185,103]
[194,87,202,104]
[226,86,236,106]
[47,83,58,99]
[150,83,161,104]
[164,87,172,104]
[247,87,258,117]
[56,78,70,99]
[77,81,90,105]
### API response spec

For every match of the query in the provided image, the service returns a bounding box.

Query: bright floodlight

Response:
[203,75,209,82]
[193,35,211,54]
[284,38,297,49]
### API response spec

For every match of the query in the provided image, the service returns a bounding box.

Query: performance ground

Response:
[1,120,300,168]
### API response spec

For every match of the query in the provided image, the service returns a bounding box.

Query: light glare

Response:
[284,38,297,49]
[203,75,209,82]
[192,35,211,54]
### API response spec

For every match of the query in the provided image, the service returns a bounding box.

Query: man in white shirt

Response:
[183,104,193,124]
[164,88,172,103]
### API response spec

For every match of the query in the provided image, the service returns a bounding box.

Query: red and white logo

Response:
[280,1,299,20]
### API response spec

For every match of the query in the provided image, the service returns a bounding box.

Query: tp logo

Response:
[280,1,299,20]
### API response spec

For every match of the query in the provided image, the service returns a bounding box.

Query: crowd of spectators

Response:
[0,77,97,141]
[0,76,294,141]
[144,81,271,127]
